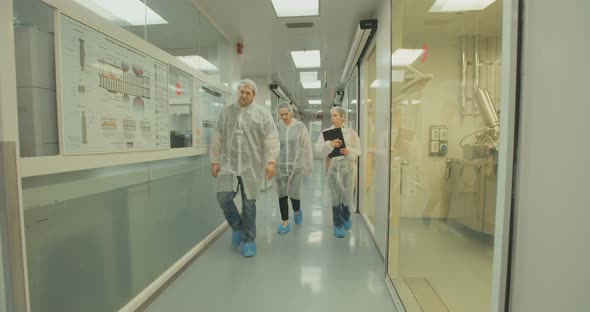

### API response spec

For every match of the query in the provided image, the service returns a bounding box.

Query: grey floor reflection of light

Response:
[348,233,357,248]
[300,266,322,294]
[146,160,397,312]
[307,231,323,243]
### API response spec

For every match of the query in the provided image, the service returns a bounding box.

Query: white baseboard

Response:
[119,222,228,312]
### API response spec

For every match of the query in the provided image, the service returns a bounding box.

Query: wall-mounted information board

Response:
[58,13,169,154]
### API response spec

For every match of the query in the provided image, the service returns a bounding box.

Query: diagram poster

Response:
[195,81,226,146]
[58,14,169,154]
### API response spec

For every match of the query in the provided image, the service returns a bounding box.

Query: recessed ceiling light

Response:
[271,0,319,17]
[391,49,424,67]
[308,99,322,105]
[177,56,219,72]
[302,81,322,89]
[291,50,321,68]
[300,71,318,82]
[429,0,496,13]
[73,0,167,26]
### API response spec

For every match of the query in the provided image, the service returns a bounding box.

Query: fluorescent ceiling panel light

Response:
[73,0,167,26]
[391,49,424,67]
[271,0,319,17]
[429,0,496,12]
[308,99,322,105]
[300,71,318,82]
[351,100,358,104]
[177,55,219,72]
[302,81,322,89]
[291,50,321,68]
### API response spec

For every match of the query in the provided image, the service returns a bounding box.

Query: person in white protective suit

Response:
[314,106,361,238]
[210,79,279,257]
[275,102,313,234]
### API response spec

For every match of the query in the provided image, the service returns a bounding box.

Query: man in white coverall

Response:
[210,79,280,257]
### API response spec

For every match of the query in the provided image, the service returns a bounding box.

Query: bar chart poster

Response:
[58,13,169,154]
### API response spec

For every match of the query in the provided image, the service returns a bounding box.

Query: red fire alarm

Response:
[237,42,244,55]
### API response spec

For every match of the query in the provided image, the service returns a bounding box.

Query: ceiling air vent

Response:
[285,22,314,29]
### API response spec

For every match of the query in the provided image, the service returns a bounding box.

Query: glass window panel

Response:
[387,1,504,312]
[169,65,193,148]
[13,0,58,157]
[270,92,280,124]
[195,80,226,146]
[361,48,377,227]
[22,156,223,312]
[124,0,230,84]
[347,69,358,131]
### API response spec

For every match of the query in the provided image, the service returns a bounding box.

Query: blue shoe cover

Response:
[241,242,256,257]
[231,230,242,247]
[294,210,303,225]
[334,226,345,238]
[277,223,291,234]
[344,218,352,230]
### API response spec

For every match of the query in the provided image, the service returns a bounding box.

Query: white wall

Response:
[509,1,590,311]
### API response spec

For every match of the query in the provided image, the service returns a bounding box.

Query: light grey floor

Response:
[393,219,494,312]
[146,161,397,312]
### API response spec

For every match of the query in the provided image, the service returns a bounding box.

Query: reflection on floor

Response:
[391,219,493,312]
[147,161,396,312]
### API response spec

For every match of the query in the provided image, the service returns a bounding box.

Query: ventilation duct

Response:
[270,83,290,103]
[340,19,377,84]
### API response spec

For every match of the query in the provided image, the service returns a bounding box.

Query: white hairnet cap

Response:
[277,102,293,114]
[239,79,257,94]
[330,106,348,121]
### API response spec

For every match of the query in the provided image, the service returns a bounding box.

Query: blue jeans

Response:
[216,176,257,243]
[332,203,351,228]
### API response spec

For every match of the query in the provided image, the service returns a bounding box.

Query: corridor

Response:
[146,160,396,312]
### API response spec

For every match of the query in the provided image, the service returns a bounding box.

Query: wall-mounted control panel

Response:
[429,125,448,156]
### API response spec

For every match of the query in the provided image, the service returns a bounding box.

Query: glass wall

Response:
[12,1,232,310]
[388,1,504,311]
[23,156,223,312]
[169,65,194,148]
[12,0,231,156]
[141,0,231,84]
[361,46,377,227]
[347,68,359,132]
[270,91,280,124]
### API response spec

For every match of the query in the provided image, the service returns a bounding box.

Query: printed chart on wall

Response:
[195,82,226,146]
[58,13,169,154]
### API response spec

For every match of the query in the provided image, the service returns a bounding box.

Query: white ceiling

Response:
[121,0,502,116]
[191,0,382,112]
